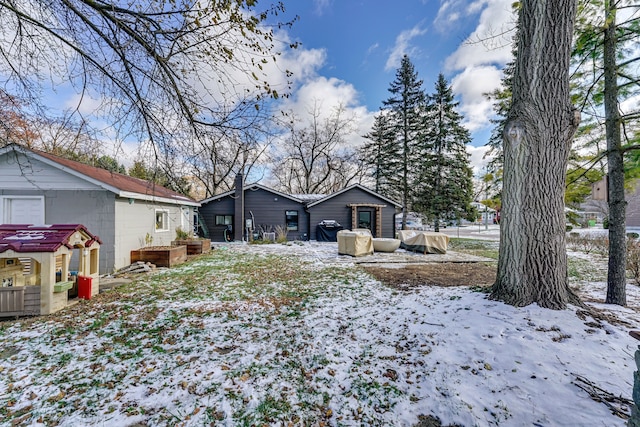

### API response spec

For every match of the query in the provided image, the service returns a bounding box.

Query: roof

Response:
[200,183,306,205]
[306,184,402,208]
[0,224,102,254]
[0,143,199,207]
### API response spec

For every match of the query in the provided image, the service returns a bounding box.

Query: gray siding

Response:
[200,196,235,242]
[245,188,308,241]
[308,188,398,239]
[0,189,116,274]
[200,188,308,241]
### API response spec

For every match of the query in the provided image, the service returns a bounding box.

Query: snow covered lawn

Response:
[1,242,638,426]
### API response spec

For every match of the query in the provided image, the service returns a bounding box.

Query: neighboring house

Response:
[199,173,401,242]
[0,143,200,273]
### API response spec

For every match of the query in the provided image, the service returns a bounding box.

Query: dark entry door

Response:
[357,210,375,236]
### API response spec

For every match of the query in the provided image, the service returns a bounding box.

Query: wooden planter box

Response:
[131,245,187,268]
[171,239,211,255]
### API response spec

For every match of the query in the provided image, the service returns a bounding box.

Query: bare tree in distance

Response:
[270,101,365,195]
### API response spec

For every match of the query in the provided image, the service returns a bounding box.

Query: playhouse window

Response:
[155,210,169,232]
[285,210,298,231]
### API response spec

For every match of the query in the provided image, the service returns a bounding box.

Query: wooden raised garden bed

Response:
[131,245,187,268]
[171,239,211,255]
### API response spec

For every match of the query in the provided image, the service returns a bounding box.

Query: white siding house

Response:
[0,143,200,273]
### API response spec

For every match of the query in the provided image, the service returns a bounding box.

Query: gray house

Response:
[199,173,400,242]
[0,143,200,273]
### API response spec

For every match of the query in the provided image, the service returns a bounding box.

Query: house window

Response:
[285,210,298,231]
[155,210,169,232]
[215,215,233,226]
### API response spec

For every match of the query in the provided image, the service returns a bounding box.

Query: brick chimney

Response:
[234,172,244,241]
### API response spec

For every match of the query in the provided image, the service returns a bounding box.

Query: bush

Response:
[566,233,608,255]
[274,225,289,244]
[175,227,191,240]
[628,239,640,285]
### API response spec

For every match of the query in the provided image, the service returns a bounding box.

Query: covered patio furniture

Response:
[396,230,449,254]
[337,229,374,257]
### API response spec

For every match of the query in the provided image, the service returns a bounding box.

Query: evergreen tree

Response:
[361,111,396,194]
[379,55,428,228]
[416,74,474,231]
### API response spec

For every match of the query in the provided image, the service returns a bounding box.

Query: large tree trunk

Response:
[490,0,581,309]
[604,3,627,306]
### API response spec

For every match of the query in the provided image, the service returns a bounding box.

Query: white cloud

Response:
[437,0,515,141]
[279,76,374,148]
[443,0,515,71]
[313,0,332,16]
[385,25,428,71]
[467,144,492,176]
[451,65,502,132]
[434,0,488,32]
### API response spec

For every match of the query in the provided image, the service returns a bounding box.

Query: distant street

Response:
[439,223,501,241]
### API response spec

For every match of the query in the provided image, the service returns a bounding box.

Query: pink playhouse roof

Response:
[0,224,101,254]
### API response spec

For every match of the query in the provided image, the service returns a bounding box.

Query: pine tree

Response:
[379,55,428,228]
[416,74,474,231]
[361,111,397,195]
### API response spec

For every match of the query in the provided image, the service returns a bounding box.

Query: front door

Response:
[357,210,374,236]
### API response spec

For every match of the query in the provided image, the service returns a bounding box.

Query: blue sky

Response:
[9,0,516,174]
[269,0,517,172]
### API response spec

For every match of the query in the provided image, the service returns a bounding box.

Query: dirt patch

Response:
[363,262,497,290]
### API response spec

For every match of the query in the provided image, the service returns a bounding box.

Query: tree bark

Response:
[604,3,627,306]
[491,0,581,309]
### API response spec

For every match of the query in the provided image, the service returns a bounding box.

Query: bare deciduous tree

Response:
[270,102,365,194]
[0,0,295,154]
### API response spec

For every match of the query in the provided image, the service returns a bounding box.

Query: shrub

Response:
[628,239,640,285]
[566,233,608,255]
[274,225,289,243]
[175,227,191,240]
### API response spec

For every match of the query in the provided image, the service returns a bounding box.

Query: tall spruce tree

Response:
[361,111,397,194]
[416,74,474,231]
[379,55,427,229]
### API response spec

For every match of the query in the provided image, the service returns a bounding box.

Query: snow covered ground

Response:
[0,240,638,426]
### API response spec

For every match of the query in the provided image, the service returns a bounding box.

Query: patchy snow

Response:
[0,241,638,426]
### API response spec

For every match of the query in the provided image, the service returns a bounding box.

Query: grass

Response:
[0,240,616,426]
[449,238,499,259]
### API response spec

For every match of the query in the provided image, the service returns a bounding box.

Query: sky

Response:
[2,0,517,176]
[268,0,517,173]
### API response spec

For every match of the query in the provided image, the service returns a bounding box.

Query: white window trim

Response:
[1,195,45,225]
[154,209,170,232]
